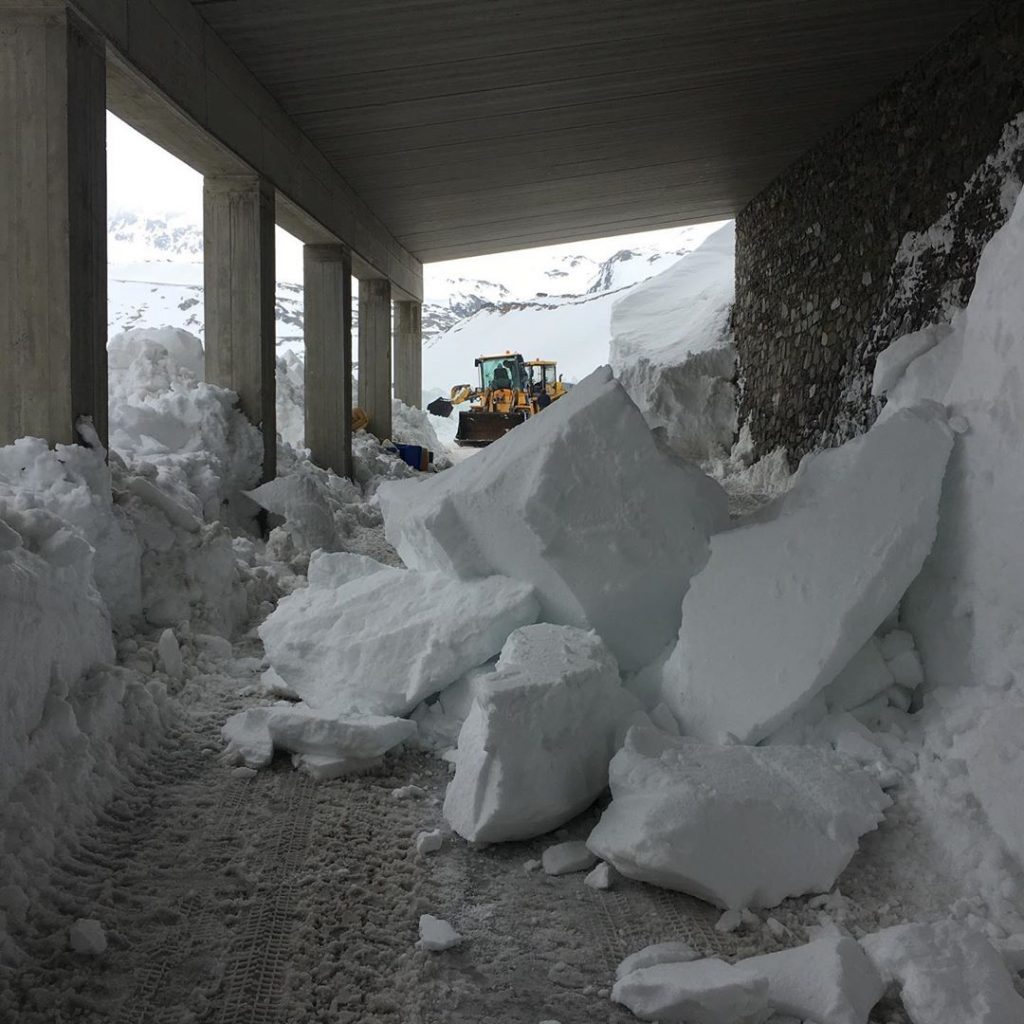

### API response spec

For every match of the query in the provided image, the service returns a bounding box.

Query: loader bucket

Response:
[427,396,454,418]
[455,409,527,447]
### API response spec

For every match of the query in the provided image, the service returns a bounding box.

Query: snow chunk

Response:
[663,405,953,744]
[861,920,1024,1024]
[611,959,770,1024]
[584,862,613,890]
[415,830,444,855]
[587,728,889,909]
[743,935,884,1024]
[157,628,183,680]
[615,942,699,979]
[824,639,895,713]
[259,551,539,717]
[443,624,639,843]
[417,914,463,952]
[68,918,107,955]
[610,222,738,461]
[542,841,598,876]
[380,367,728,671]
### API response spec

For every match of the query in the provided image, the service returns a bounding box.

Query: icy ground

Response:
[1,627,956,1024]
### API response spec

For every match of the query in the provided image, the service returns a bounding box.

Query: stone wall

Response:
[734,1,1024,463]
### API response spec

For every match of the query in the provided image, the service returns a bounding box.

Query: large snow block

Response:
[444,624,640,843]
[379,366,728,672]
[259,551,539,717]
[862,920,1024,1024]
[587,727,889,909]
[662,405,953,744]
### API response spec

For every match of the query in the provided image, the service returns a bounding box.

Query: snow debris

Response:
[156,628,183,680]
[523,859,542,873]
[615,941,699,979]
[610,222,738,462]
[611,958,770,1024]
[416,914,463,952]
[259,550,539,717]
[68,918,107,956]
[542,842,598,877]
[415,829,444,855]
[587,727,889,909]
[662,404,953,744]
[742,934,884,1024]
[861,919,1024,1024]
[443,624,640,843]
[584,862,613,890]
[221,704,416,773]
[379,366,728,672]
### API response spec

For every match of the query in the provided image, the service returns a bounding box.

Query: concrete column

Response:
[357,278,393,440]
[0,2,107,448]
[303,244,353,478]
[203,174,277,481]
[393,301,423,408]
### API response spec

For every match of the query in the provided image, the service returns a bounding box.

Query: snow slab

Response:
[610,222,738,461]
[615,942,698,979]
[222,704,416,770]
[443,624,640,843]
[417,914,463,952]
[861,919,1024,1024]
[379,366,728,672]
[587,727,890,909]
[542,841,598,876]
[662,404,953,744]
[742,935,884,1024]
[611,958,770,1024]
[259,551,539,716]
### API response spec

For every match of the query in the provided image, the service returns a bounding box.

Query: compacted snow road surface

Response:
[2,638,954,1023]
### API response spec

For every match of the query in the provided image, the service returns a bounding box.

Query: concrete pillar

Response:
[303,244,353,478]
[393,301,423,409]
[357,278,393,440]
[0,2,107,447]
[203,174,277,481]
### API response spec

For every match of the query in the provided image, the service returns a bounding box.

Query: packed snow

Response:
[380,366,728,671]
[588,727,890,909]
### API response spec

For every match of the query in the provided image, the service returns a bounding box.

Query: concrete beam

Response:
[393,301,423,409]
[357,279,393,442]
[203,174,276,481]
[84,0,422,300]
[0,2,107,448]
[304,245,353,479]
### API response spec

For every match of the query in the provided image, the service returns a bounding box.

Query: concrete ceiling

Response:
[190,0,984,262]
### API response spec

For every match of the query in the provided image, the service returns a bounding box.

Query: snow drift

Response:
[610,222,737,462]
[380,366,728,672]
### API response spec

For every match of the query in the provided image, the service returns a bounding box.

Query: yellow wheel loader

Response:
[427,352,568,447]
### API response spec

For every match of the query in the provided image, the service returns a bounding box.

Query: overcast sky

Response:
[107,113,713,286]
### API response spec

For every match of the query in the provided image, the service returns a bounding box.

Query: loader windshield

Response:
[478,356,525,391]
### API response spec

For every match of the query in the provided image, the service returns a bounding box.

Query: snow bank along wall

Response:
[734,1,1024,464]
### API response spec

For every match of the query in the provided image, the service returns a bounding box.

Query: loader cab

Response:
[527,360,558,393]
[477,354,527,392]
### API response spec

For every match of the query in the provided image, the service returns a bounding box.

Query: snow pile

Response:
[613,932,884,1024]
[862,919,1024,1024]
[587,727,889,909]
[610,222,737,462]
[662,404,953,744]
[259,551,539,717]
[222,703,416,779]
[380,366,728,671]
[107,327,263,528]
[276,350,306,449]
[445,624,639,843]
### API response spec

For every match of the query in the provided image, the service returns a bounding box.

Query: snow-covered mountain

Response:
[106,212,726,387]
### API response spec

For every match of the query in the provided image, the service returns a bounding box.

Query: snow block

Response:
[587,727,889,909]
[615,942,699,979]
[611,959,770,1024]
[862,920,1024,1024]
[662,405,953,744]
[743,935,884,1024]
[259,551,539,716]
[379,367,728,672]
[444,624,639,843]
